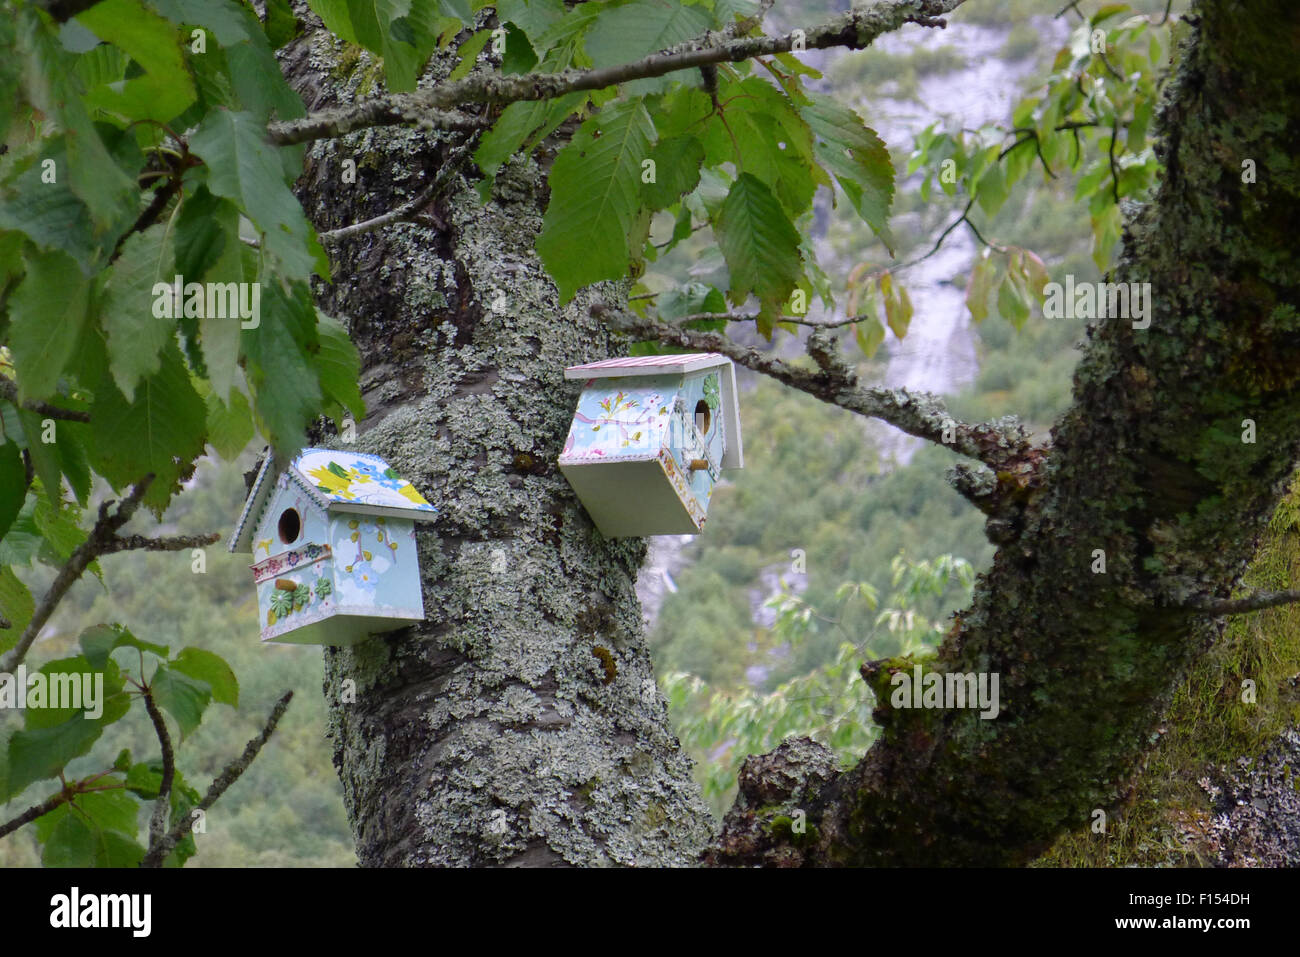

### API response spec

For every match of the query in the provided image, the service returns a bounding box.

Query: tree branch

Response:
[0,379,91,423]
[267,0,968,146]
[140,683,176,852]
[139,691,294,868]
[103,532,221,555]
[0,475,155,674]
[592,302,1037,473]
[1190,590,1300,616]
[0,787,73,840]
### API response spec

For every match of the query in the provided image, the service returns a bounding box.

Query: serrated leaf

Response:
[0,566,33,650]
[150,664,211,739]
[7,247,91,402]
[188,109,319,280]
[585,0,712,70]
[802,93,895,250]
[641,135,704,211]
[39,798,145,868]
[0,442,24,543]
[241,277,323,452]
[171,647,239,708]
[204,388,255,461]
[473,92,587,200]
[885,281,913,340]
[86,341,208,512]
[997,271,1031,330]
[4,691,130,801]
[965,253,995,322]
[80,623,169,671]
[103,225,176,401]
[854,317,885,358]
[658,282,726,321]
[449,28,491,80]
[537,98,656,302]
[715,172,803,311]
[315,312,366,422]
[77,0,197,122]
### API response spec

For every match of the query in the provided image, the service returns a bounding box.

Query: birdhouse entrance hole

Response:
[277,508,302,544]
[694,400,711,436]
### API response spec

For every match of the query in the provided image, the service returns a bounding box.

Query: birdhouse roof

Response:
[228,448,436,553]
[564,353,743,469]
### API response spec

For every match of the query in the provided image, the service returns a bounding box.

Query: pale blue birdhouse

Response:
[559,354,743,537]
[228,448,437,646]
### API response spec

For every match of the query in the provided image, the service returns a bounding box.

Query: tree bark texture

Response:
[281,18,714,866]
[707,0,1300,866]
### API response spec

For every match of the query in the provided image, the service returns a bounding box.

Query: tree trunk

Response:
[706,0,1300,866]
[281,18,713,867]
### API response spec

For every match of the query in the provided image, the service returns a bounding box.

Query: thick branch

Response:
[0,787,72,840]
[267,0,967,146]
[594,302,1036,473]
[139,691,293,868]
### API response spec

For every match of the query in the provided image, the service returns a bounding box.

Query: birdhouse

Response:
[228,448,437,646]
[558,353,743,537]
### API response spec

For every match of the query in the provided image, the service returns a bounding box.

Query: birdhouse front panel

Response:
[558,354,743,538]
[229,449,437,646]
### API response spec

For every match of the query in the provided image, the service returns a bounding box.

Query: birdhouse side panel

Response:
[329,514,424,618]
[254,542,336,640]
[560,374,678,464]
[668,371,724,513]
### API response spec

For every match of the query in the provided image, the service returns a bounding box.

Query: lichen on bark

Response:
[280,13,713,867]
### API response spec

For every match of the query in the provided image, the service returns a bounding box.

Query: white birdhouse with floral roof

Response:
[558,354,743,538]
[228,448,437,646]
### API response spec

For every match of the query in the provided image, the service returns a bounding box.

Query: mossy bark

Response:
[280,16,713,866]
[708,0,1300,866]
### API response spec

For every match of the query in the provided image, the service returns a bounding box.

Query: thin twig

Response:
[141,683,176,851]
[1193,590,1300,616]
[139,691,294,868]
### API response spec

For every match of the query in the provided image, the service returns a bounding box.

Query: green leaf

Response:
[17,9,139,229]
[170,647,239,707]
[448,28,491,80]
[204,388,255,460]
[585,0,712,70]
[714,172,803,312]
[965,252,995,323]
[308,0,443,92]
[0,442,24,542]
[883,276,913,340]
[38,796,145,868]
[103,225,176,401]
[77,0,197,122]
[7,248,91,401]
[150,664,211,739]
[80,623,169,671]
[0,566,34,650]
[148,0,255,46]
[855,317,885,357]
[315,312,366,423]
[4,692,130,801]
[658,282,726,321]
[802,93,895,250]
[86,340,208,512]
[536,98,656,302]
[641,135,704,211]
[188,109,320,280]
[473,92,587,200]
[263,0,301,48]
[997,270,1031,330]
[24,656,123,730]
[241,277,323,452]
[700,77,817,217]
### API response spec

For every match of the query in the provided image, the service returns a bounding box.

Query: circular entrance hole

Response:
[694,400,711,436]
[277,508,301,544]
